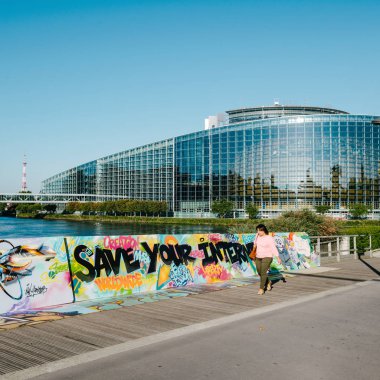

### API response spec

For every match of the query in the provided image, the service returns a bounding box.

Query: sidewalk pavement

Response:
[1,256,379,378]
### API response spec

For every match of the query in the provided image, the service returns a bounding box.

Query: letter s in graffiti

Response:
[73,245,96,283]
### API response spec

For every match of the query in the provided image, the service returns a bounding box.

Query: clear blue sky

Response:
[0,0,379,193]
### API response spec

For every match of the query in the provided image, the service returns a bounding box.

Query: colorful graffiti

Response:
[65,234,255,300]
[66,232,317,301]
[0,238,73,315]
[0,232,318,317]
[273,232,319,271]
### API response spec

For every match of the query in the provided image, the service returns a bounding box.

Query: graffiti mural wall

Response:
[273,232,320,271]
[0,238,73,314]
[66,232,318,301]
[0,232,318,314]
[66,233,255,301]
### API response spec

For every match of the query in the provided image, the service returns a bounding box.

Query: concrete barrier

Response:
[0,232,319,312]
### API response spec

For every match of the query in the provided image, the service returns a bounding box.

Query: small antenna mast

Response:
[21,155,28,192]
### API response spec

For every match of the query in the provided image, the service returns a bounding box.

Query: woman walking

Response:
[254,224,281,295]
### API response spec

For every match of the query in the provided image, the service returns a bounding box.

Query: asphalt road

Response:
[29,280,380,380]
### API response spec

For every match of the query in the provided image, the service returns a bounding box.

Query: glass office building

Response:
[41,105,380,218]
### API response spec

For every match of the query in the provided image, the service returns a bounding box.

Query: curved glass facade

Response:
[41,107,380,217]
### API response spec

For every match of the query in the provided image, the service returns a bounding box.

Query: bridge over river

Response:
[0,193,125,204]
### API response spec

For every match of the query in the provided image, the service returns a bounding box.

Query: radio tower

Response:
[21,155,28,192]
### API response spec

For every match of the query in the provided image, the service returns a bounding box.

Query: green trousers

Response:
[255,257,273,290]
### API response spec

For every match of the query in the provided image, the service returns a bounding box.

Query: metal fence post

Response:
[353,236,357,259]
[369,235,373,258]
[317,237,321,257]
[336,236,340,262]
[328,241,332,257]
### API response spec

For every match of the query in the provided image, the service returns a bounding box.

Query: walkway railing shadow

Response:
[358,255,380,277]
[281,271,366,282]
[278,253,380,283]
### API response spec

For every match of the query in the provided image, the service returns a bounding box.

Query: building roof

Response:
[226,105,349,123]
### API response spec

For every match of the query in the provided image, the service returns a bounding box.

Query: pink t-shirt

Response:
[255,234,279,259]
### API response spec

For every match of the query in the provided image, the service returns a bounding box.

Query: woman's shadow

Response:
[268,267,287,288]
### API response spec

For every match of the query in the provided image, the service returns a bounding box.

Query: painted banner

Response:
[0,238,73,314]
[66,232,318,301]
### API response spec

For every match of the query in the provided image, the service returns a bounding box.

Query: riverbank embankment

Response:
[19,212,380,233]
[43,214,252,227]
[12,212,380,242]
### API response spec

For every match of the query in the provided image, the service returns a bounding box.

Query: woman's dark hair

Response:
[256,224,269,235]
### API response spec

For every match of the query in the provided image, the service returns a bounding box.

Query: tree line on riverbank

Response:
[5,200,169,217]
[0,202,57,216]
[65,200,168,216]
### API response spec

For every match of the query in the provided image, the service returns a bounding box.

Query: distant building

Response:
[41,104,380,218]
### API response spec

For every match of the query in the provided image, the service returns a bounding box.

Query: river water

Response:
[0,217,228,238]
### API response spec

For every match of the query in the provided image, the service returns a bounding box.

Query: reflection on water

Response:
[0,217,228,238]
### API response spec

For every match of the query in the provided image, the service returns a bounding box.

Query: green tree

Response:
[15,203,28,213]
[91,202,101,214]
[102,201,118,215]
[16,203,32,213]
[211,200,234,218]
[117,200,130,215]
[31,203,42,213]
[147,201,168,216]
[144,201,155,216]
[81,202,93,214]
[43,204,57,213]
[245,203,259,219]
[134,200,146,216]
[158,201,168,215]
[16,203,42,215]
[349,203,371,219]
[315,205,330,214]
[96,201,108,214]
[66,202,81,213]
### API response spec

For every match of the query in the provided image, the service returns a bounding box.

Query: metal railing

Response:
[309,235,374,262]
[0,193,127,204]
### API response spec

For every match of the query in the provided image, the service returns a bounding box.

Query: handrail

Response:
[308,235,373,262]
